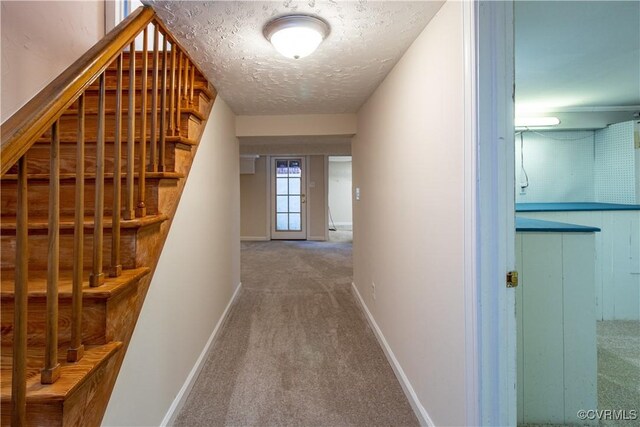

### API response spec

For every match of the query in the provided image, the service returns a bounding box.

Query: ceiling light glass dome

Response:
[264,15,330,59]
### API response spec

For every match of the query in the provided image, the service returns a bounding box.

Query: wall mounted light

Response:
[264,15,330,59]
[515,117,561,128]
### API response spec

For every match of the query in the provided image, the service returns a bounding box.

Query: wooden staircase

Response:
[0,7,216,426]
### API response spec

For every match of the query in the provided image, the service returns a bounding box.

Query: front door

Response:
[271,157,307,240]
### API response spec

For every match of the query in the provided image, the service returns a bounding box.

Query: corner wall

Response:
[0,0,105,122]
[103,98,240,426]
[352,2,466,425]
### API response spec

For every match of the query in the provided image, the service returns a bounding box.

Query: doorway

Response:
[271,157,307,240]
[328,156,352,243]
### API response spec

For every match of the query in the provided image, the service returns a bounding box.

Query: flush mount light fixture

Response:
[263,15,330,59]
[515,116,561,128]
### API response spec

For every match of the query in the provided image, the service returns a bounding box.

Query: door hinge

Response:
[506,271,518,288]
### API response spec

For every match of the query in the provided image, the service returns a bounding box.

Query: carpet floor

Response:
[174,239,418,427]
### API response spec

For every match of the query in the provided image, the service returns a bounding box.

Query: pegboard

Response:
[594,121,636,204]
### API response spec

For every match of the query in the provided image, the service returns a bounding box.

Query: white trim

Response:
[331,221,353,227]
[462,2,479,425]
[240,236,270,241]
[474,2,516,426]
[266,156,272,239]
[324,155,329,242]
[160,282,243,426]
[351,282,435,427]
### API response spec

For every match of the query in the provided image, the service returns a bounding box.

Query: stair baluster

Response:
[90,73,106,287]
[137,28,148,218]
[42,120,61,384]
[169,39,176,136]
[124,42,136,221]
[159,35,168,172]
[150,25,159,173]
[176,50,183,137]
[68,94,86,362]
[110,54,124,277]
[11,155,28,426]
[184,58,190,106]
[190,61,196,107]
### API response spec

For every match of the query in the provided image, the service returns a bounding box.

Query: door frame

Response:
[463,1,516,425]
[269,156,308,240]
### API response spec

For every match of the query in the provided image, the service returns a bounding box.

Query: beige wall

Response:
[1,0,105,122]
[103,98,241,426]
[308,155,328,240]
[241,156,269,239]
[236,114,356,137]
[352,2,466,425]
[240,154,327,240]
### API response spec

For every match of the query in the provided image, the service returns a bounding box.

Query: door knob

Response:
[301,194,306,204]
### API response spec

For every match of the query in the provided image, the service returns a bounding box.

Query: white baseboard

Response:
[351,282,435,427]
[161,282,243,426]
[332,221,353,227]
[241,236,269,241]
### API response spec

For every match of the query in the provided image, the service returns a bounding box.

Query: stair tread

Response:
[1,171,184,181]
[1,267,150,300]
[0,213,168,231]
[0,341,122,402]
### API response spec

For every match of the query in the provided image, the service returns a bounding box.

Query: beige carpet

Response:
[174,239,418,427]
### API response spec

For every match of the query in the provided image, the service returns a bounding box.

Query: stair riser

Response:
[1,298,107,348]
[1,177,168,217]
[97,67,208,88]
[37,110,201,142]
[14,140,179,175]
[78,89,210,117]
[1,227,146,271]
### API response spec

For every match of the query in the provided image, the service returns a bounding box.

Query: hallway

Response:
[174,240,418,426]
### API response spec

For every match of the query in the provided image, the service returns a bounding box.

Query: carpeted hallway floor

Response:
[174,239,418,426]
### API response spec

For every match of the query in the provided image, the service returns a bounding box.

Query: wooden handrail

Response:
[0,6,155,176]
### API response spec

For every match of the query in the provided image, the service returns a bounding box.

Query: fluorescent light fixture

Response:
[264,15,330,59]
[515,117,561,127]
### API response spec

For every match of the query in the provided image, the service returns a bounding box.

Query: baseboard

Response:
[161,282,243,426]
[241,236,269,241]
[332,221,353,227]
[307,236,327,241]
[351,282,435,427]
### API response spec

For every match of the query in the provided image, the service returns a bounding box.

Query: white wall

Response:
[328,157,352,228]
[595,121,638,204]
[515,131,595,203]
[103,98,241,426]
[1,0,105,122]
[352,2,466,425]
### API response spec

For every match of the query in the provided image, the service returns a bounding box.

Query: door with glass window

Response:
[271,157,307,239]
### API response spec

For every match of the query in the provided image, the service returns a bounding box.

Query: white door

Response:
[271,157,307,240]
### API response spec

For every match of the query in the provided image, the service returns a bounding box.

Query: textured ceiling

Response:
[146,1,443,115]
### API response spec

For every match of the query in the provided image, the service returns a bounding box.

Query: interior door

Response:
[271,157,307,240]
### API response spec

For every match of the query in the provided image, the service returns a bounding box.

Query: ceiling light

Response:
[515,117,561,127]
[264,15,330,60]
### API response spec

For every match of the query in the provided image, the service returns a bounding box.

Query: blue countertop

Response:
[516,202,640,212]
[516,217,601,233]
